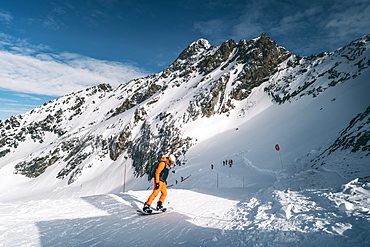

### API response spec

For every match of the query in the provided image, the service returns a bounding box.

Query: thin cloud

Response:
[0,97,17,102]
[0,34,148,97]
[13,94,42,101]
[0,32,52,55]
[45,0,124,27]
[5,103,38,108]
[0,109,24,113]
[272,6,324,35]
[42,15,62,30]
[40,1,72,30]
[0,102,32,115]
[0,9,13,24]
[194,19,230,39]
[0,50,147,96]
[193,0,370,55]
[324,1,370,41]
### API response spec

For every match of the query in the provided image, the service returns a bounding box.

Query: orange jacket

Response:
[155,157,170,183]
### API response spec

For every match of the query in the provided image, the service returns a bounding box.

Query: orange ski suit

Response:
[145,157,170,206]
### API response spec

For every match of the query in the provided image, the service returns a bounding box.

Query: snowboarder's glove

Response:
[155,183,160,189]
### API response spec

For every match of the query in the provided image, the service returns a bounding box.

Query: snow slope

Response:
[0,34,370,246]
[1,182,369,246]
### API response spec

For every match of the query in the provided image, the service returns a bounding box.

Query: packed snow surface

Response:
[1,179,369,246]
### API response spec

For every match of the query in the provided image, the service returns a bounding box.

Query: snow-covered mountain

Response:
[0,33,369,246]
[0,33,369,197]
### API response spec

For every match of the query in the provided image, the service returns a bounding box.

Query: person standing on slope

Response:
[143,154,176,213]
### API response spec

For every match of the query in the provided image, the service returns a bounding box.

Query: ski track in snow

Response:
[1,180,369,247]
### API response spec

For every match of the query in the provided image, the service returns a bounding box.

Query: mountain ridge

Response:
[0,33,369,199]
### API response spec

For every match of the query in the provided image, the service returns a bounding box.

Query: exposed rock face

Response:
[327,106,370,155]
[163,38,212,75]
[198,39,237,74]
[182,33,291,121]
[128,118,193,177]
[109,125,132,161]
[231,33,291,101]
[309,105,370,172]
[108,82,162,119]
[264,34,370,104]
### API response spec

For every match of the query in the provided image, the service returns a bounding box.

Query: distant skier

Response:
[143,154,176,213]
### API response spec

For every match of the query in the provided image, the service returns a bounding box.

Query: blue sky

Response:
[0,0,369,120]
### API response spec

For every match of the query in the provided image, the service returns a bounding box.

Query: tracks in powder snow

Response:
[1,183,369,246]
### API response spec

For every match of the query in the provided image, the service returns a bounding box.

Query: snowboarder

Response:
[143,154,176,213]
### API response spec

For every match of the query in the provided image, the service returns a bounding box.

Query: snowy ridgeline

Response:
[1,179,369,246]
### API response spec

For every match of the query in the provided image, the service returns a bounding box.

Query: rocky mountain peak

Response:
[226,33,291,100]
[162,38,212,75]
[197,39,237,74]
[179,38,212,59]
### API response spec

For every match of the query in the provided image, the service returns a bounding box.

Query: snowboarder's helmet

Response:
[168,154,176,163]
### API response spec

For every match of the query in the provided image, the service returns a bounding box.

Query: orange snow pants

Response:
[146,181,167,205]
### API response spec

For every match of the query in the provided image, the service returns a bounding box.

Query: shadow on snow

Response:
[34,187,370,247]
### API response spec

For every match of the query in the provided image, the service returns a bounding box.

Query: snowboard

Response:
[136,207,171,215]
